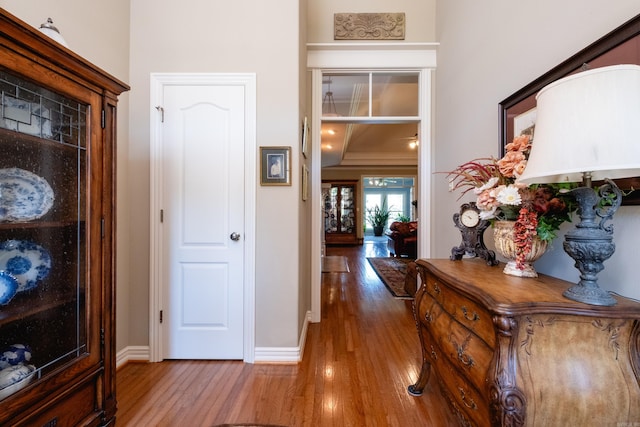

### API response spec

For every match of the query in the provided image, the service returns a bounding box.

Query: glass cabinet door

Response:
[323,181,358,244]
[0,69,88,399]
[340,186,355,233]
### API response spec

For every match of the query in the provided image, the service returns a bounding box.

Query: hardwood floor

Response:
[116,240,455,426]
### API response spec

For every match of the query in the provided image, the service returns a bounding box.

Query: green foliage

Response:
[366,200,392,228]
[535,184,577,242]
[396,214,410,223]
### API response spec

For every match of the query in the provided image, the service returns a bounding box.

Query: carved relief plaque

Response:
[334,13,405,40]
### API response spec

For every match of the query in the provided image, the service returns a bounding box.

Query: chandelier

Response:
[322,79,339,117]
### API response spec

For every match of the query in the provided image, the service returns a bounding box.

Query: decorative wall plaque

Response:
[334,13,405,40]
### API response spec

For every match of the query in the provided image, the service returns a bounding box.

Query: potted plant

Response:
[366,200,391,236]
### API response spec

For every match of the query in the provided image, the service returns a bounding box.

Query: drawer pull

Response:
[457,349,475,368]
[458,387,478,410]
[461,306,479,322]
[451,334,475,368]
[432,282,441,294]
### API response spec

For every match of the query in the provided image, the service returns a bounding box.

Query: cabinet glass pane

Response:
[340,187,355,233]
[325,187,338,233]
[0,70,87,399]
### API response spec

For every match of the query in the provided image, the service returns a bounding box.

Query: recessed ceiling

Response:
[320,72,420,169]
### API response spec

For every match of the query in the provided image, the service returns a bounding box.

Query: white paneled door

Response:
[160,80,246,359]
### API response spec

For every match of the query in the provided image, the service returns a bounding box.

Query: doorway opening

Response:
[363,176,416,230]
[308,44,436,323]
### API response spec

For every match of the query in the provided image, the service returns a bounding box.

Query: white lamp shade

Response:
[517,64,640,184]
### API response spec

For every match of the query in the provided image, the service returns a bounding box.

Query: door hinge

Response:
[160,310,163,323]
[101,218,105,238]
[160,209,164,223]
[101,109,106,129]
[155,106,164,123]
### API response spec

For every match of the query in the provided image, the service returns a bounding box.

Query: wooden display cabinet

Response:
[0,10,128,426]
[323,180,359,245]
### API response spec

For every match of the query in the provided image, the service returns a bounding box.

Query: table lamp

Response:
[517,64,640,306]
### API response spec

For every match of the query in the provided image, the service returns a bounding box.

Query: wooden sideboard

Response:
[408,258,640,426]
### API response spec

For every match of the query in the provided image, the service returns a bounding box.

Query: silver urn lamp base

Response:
[561,180,620,306]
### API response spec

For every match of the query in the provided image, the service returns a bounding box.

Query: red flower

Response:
[513,207,538,270]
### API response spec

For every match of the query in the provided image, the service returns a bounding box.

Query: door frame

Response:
[148,73,257,362]
[308,44,438,322]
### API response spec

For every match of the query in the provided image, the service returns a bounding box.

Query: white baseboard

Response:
[116,345,150,369]
[254,310,311,363]
[116,311,311,366]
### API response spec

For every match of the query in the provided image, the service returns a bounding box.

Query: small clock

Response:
[450,202,498,266]
[460,208,480,228]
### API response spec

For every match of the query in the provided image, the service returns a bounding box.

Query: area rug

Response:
[322,255,350,273]
[367,257,414,299]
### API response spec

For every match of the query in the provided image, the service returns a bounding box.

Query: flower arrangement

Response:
[446,134,576,270]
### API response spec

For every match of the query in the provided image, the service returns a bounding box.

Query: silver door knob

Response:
[230,232,241,241]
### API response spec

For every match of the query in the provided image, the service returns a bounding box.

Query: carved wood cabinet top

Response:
[416,258,640,317]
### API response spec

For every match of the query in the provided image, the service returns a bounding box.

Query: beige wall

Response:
[434,1,640,300]
[128,0,304,349]
[307,0,436,43]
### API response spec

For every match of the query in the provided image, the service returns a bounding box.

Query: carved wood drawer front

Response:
[428,336,492,427]
[424,274,496,348]
[516,314,640,425]
[412,259,640,427]
[420,290,493,394]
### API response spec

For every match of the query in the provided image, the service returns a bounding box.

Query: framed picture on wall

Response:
[260,146,291,186]
[499,13,640,205]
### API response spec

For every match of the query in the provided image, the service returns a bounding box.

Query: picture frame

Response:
[302,164,309,201]
[260,146,291,186]
[499,13,640,205]
[301,116,309,158]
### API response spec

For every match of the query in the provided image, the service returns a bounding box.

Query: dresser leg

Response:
[407,359,431,396]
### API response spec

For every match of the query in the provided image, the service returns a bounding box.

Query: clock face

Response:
[461,209,480,227]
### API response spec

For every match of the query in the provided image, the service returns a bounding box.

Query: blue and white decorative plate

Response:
[0,271,18,305]
[0,240,51,292]
[0,168,54,222]
[0,364,36,400]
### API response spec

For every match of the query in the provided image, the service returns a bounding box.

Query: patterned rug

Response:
[367,257,414,299]
[322,255,350,273]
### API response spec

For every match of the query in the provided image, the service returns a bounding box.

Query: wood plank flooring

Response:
[116,240,455,426]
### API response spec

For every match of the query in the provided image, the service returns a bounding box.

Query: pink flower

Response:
[497,150,526,178]
[505,134,531,152]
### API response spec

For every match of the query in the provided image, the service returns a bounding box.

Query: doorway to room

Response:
[363,176,416,235]
[308,44,436,323]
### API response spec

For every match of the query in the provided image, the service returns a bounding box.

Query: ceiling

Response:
[319,73,420,169]
[321,122,419,168]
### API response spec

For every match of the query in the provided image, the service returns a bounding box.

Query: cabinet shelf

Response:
[0,287,79,327]
[0,220,83,230]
